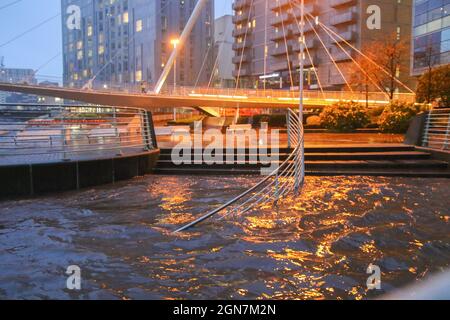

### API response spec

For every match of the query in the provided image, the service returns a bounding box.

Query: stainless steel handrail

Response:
[0,104,157,163]
[422,108,450,150]
[174,108,305,232]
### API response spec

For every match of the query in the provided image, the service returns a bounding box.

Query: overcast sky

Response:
[0,0,233,83]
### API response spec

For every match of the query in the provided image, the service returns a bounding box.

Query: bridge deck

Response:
[0,83,415,110]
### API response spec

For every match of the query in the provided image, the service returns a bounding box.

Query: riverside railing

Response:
[0,104,157,164]
[422,108,450,151]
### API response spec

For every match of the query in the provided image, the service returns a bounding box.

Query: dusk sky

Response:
[0,0,233,83]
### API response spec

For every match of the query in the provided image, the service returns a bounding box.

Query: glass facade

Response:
[412,0,450,74]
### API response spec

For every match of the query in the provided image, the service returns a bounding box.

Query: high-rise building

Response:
[213,15,234,88]
[232,0,415,92]
[411,0,449,76]
[61,0,214,89]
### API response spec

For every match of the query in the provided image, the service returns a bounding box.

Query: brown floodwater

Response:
[0,175,449,300]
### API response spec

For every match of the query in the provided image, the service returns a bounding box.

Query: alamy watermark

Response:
[66,265,81,290]
[171,122,281,176]
[366,264,382,290]
[66,5,81,30]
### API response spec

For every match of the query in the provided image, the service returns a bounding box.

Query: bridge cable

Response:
[195,0,229,90]
[288,0,325,98]
[263,0,268,93]
[26,52,62,84]
[304,15,354,92]
[289,2,415,94]
[0,0,93,50]
[279,3,294,88]
[0,0,24,12]
[311,16,390,98]
[234,0,255,92]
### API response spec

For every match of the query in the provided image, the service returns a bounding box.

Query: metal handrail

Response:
[174,108,305,232]
[0,104,157,163]
[422,108,450,150]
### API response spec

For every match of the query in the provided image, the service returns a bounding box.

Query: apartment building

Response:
[61,0,214,89]
[232,0,415,92]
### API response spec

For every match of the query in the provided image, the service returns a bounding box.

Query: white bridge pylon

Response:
[154,0,209,94]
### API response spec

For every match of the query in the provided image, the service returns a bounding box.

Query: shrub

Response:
[306,115,321,126]
[319,101,369,132]
[377,101,420,133]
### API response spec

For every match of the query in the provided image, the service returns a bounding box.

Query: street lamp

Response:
[170,38,180,121]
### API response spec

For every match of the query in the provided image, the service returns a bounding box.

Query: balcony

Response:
[331,11,357,26]
[330,0,357,8]
[330,75,347,85]
[270,13,293,26]
[270,29,294,41]
[332,30,357,44]
[232,13,250,24]
[232,68,251,77]
[332,49,356,62]
[271,61,290,72]
[292,38,317,51]
[292,23,314,35]
[232,0,251,11]
[270,0,291,11]
[232,27,251,37]
[232,54,251,64]
[271,45,291,57]
[293,4,319,18]
[232,40,252,51]
[293,56,319,68]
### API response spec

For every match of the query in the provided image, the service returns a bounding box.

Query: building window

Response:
[135,70,142,82]
[136,19,143,32]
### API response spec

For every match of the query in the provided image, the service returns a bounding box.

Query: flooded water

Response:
[0,175,449,300]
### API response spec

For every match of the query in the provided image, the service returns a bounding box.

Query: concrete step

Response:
[158,144,416,155]
[158,151,431,161]
[153,167,450,178]
[155,159,448,171]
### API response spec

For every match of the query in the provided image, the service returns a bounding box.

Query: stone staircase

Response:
[154,144,450,178]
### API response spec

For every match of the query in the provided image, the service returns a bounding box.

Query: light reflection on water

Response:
[0,175,449,300]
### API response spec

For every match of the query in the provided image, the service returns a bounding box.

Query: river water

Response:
[0,175,449,300]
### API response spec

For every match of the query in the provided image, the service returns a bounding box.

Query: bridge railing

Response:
[77,80,415,104]
[159,86,416,104]
[0,104,157,164]
[422,108,450,151]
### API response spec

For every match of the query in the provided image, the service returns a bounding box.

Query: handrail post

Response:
[422,110,432,147]
[113,107,123,156]
[286,111,292,149]
[274,171,279,205]
[146,111,158,149]
[61,107,70,162]
[443,111,450,150]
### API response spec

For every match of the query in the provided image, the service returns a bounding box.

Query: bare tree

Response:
[350,33,409,101]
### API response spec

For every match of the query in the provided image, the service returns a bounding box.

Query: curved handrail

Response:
[174,108,305,233]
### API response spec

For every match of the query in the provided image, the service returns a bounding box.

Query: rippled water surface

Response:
[0,175,449,300]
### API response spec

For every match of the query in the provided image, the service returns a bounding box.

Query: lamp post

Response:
[170,38,180,121]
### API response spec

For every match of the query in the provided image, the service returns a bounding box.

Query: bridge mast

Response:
[154,0,209,94]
